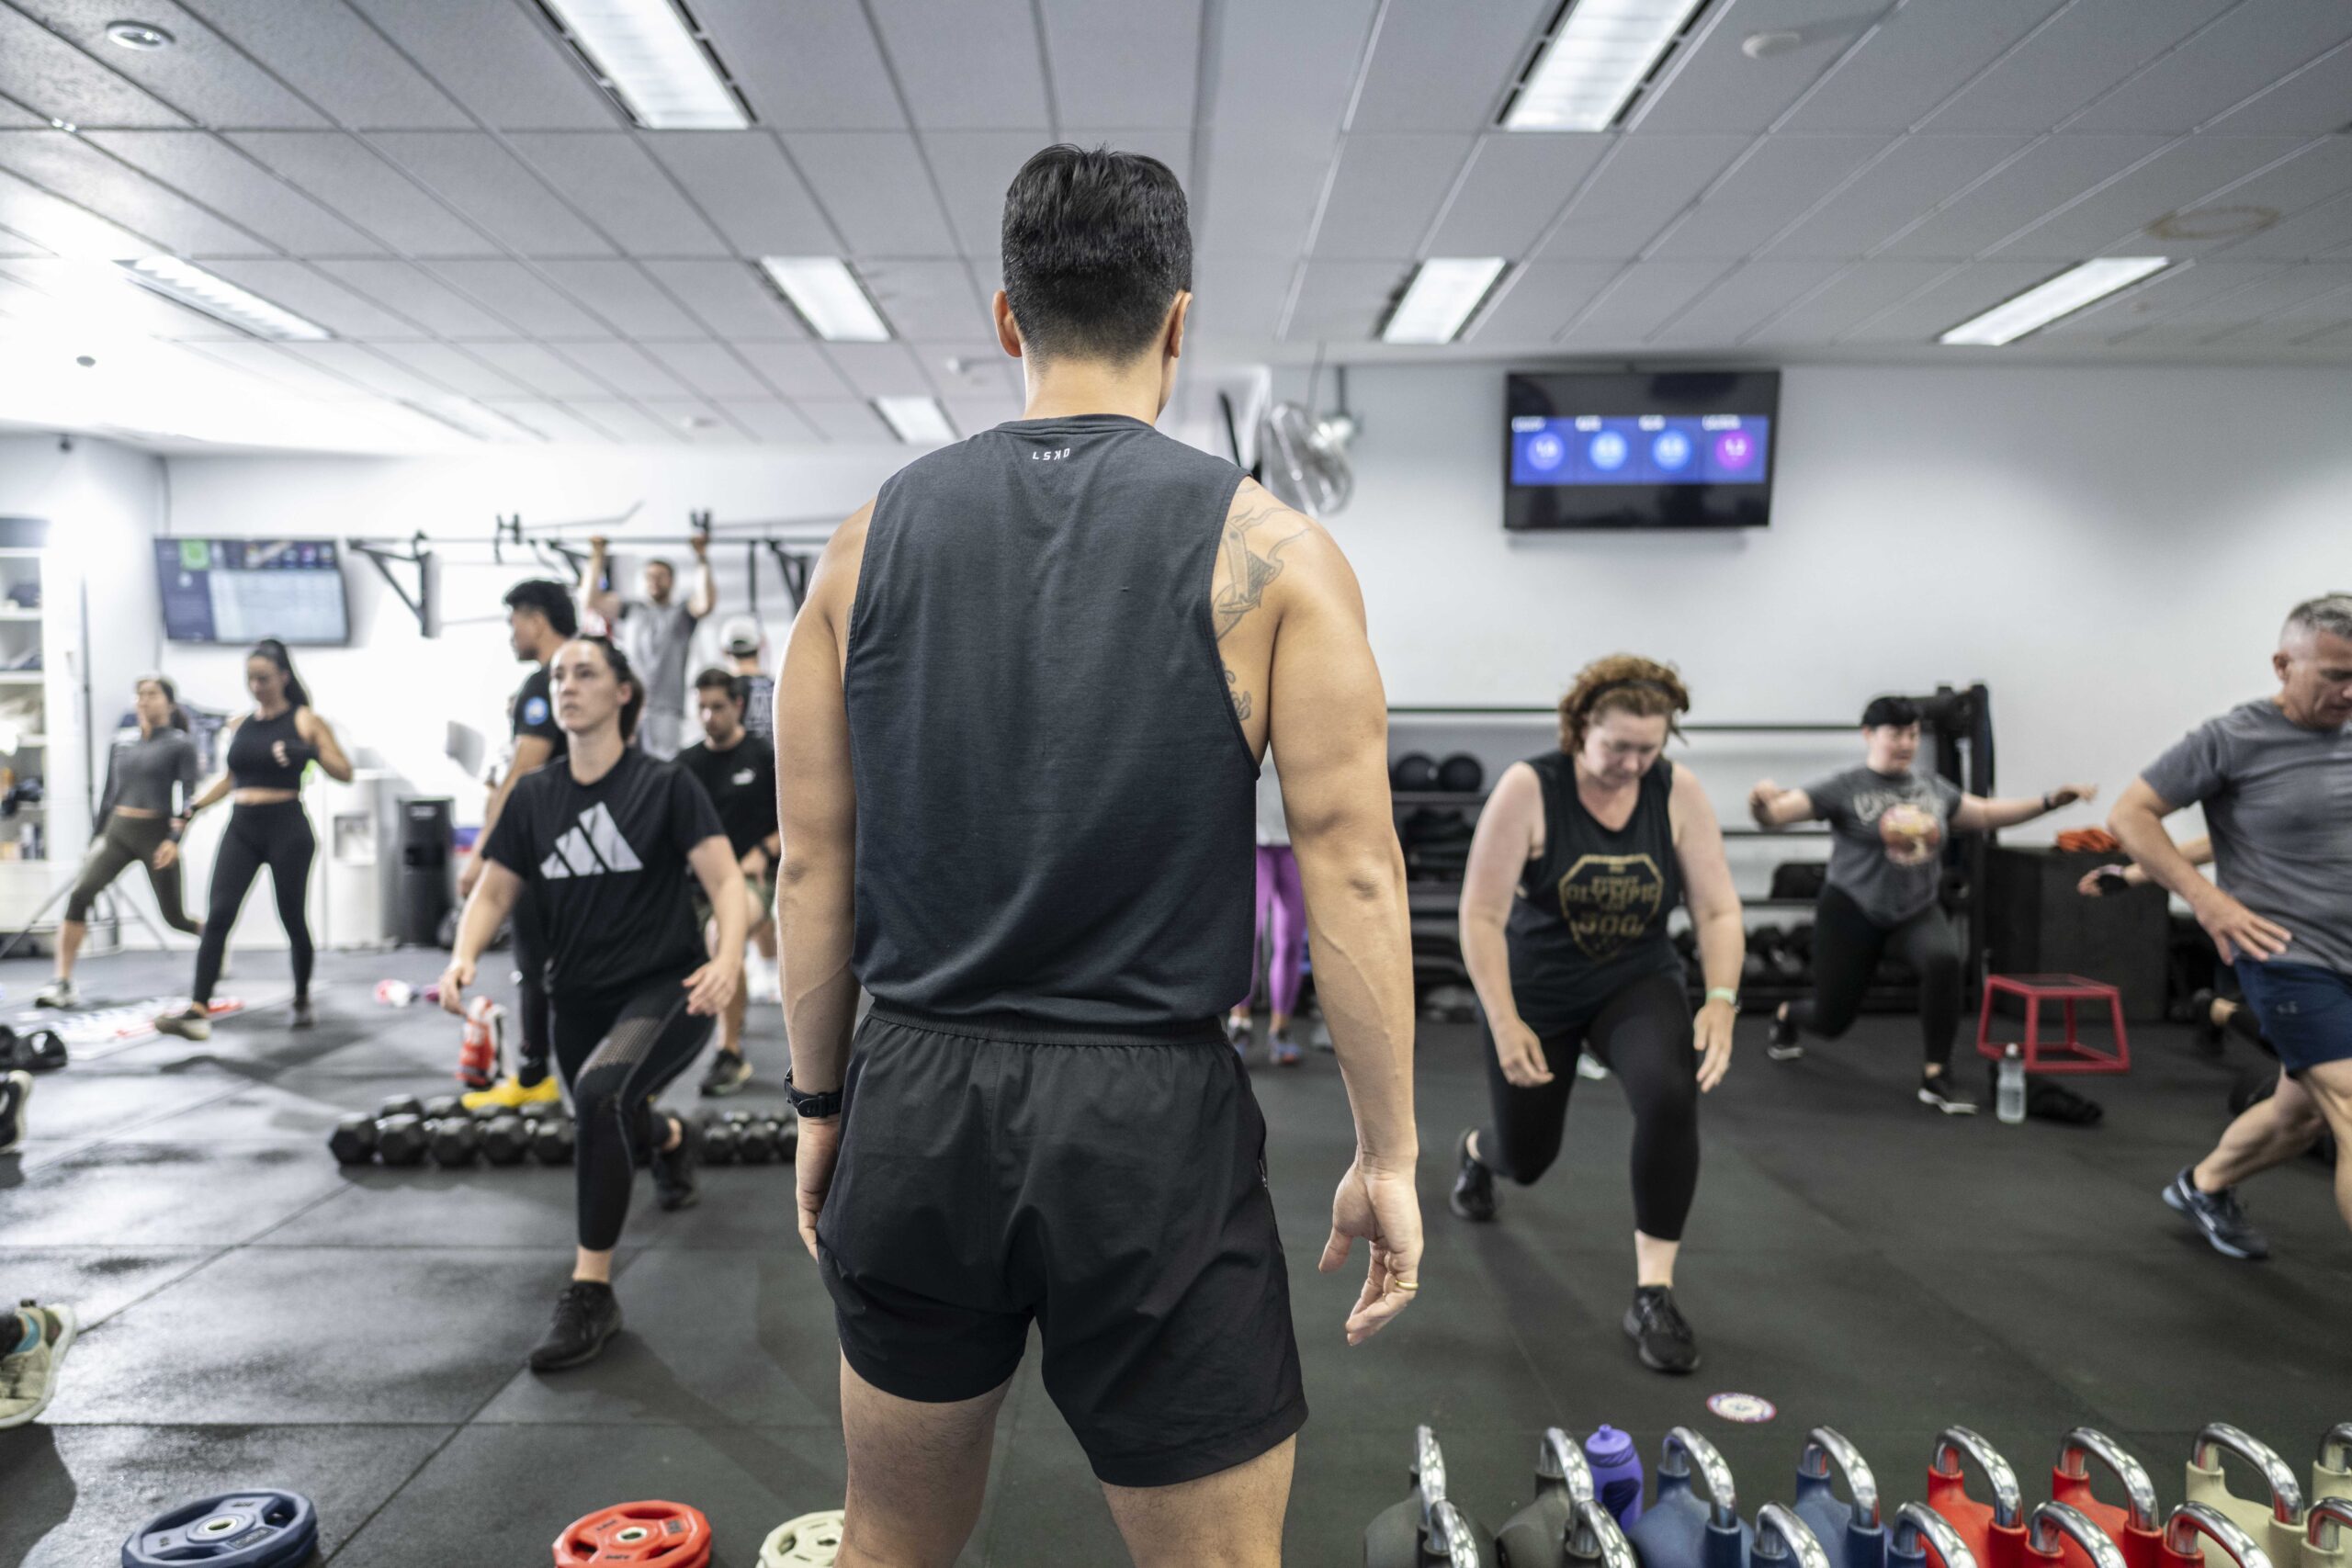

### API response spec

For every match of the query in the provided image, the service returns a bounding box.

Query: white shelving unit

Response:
[0,537,50,931]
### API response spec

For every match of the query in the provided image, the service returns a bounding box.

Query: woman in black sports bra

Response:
[154,639,352,1039]
[1448,656,1746,1376]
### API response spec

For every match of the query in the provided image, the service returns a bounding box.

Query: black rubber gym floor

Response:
[2,949,2342,1566]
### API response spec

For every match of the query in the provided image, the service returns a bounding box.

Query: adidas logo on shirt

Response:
[538,802,645,880]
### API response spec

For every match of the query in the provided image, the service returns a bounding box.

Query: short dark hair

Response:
[1001,144,1192,364]
[503,579,578,638]
[644,557,674,576]
[1861,695,1921,729]
[694,666,749,709]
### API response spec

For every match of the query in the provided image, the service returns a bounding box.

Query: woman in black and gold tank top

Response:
[1449,656,1747,1375]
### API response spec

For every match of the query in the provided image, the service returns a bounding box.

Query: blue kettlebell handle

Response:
[1664,1427,1740,1530]
[1757,1504,1834,1568]
[1893,1502,1978,1568]
[1801,1428,1883,1531]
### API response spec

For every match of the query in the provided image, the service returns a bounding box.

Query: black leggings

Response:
[1789,885,1962,1071]
[554,974,713,1251]
[511,887,552,1086]
[192,802,314,1006]
[1480,969,1701,1241]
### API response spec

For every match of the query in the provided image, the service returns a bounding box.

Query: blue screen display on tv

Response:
[1505,370,1780,530]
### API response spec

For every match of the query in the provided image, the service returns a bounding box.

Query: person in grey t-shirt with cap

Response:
[2115,592,2352,1261]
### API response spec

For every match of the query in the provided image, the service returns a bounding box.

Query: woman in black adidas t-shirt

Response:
[439,636,747,1372]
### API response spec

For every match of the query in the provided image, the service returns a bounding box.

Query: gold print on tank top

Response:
[1555,853,1666,960]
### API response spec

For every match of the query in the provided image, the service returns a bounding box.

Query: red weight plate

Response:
[552,1500,712,1566]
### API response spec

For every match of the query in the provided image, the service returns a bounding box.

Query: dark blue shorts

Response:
[2233,961,2352,1075]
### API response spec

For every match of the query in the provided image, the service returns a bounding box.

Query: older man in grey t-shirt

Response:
[2113,592,2352,1260]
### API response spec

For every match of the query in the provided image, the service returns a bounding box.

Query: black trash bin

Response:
[398,796,454,947]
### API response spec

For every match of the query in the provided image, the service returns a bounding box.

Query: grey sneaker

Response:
[33,976,75,1009]
[2164,1167,2269,1259]
[0,1300,78,1427]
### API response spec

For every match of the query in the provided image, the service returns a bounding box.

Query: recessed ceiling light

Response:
[757,257,891,342]
[2146,205,2278,242]
[1382,258,1506,344]
[874,395,955,446]
[1741,30,1804,58]
[537,0,749,130]
[48,118,77,133]
[116,256,333,342]
[105,21,175,50]
[1503,0,1711,131]
[1938,257,2171,347]
[680,413,719,430]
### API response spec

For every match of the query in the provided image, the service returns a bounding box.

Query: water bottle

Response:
[1587,1424,1645,1528]
[374,979,414,1008]
[1996,1044,2027,1125]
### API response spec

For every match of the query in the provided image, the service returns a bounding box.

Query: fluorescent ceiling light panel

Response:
[1504,0,1710,131]
[1938,257,2171,346]
[117,256,331,341]
[1383,258,1506,344]
[540,0,747,130]
[874,395,955,446]
[759,257,891,342]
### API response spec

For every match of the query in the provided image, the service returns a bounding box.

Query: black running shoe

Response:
[1917,1072,1980,1115]
[698,1050,752,1098]
[1449,1128,1497,1223]
[289,998,315,1030]
[528,1280,622,1371]
[2188,987,2223,1054]
[652,1116,700,1213]
[1765,1005,1804,1062]
[2163,1167,2269,1260]
[0,1069,29,1154]
[1623,1286,1701,1374]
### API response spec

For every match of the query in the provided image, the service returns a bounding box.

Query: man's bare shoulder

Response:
[1216,479,1356,640]
[808,501,876,632]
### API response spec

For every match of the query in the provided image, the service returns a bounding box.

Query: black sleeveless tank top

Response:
[1505,751,1687,1031]
[227,707,308,791]
[844,413,1253,1028]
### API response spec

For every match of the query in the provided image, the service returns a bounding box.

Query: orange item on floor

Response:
[2055,828,2119,853]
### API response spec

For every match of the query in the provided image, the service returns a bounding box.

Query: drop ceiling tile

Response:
[199,257,427,336]
[734,342,854,399]
[690,0,901,130]
[1630,0,1868,134]
[920,343,1015,401]
[1779,1,2071,133]
[1925,0,2234,133]
[646,135,838,255]
[1647,134,1887,260]
[14,0,326,128]
[1461,260,1620,345]
[1535,135,1752,261]
[1191,255,1295,342]
[366,340,531,398]
[1197,125,1339,259]
[787,133,958,256]
[921,130,1051,256]
[1056,129,1192,186]
[1558,260,1733,344]
[558,339,692,397]
[1645,260,1845,347]
[1841,259,2060,341]
[371,132,612,257]
[462,340,610,397]
[1991,135,2311,260]
[2208,40,2352,136]
[2219,193,2352,263]
[867,0,1050,131]
[1040,0,1201,130]
[860,258,988,340]
[711,400,814,443]
[2146,262,2352,330]
[0,7,188,129]
[1875,134,2172,259]
[1284,260,1404,341]
[231,132,493,254]
[81,131,382,254]
[2069,2,2352,133]
[643,341,767,399]
[564,400,686,444]
[1738,259,1954,344]
[2031,259,2277,341]
[483,399,617,444]
[798,400,895,443]
[503,133,729,256]
[275,341,457,400]
[1311,134,1475,259]
[1426,136,1610,260]
[826,342,933,399]
[0,165,153,256]
[0,129,268,254]
[422,258,607,336]
[1195,0,1380,256]
[1350,0,1548,131]
[640,258,806,339]
[347,0,618,130]
[645,400,741,443]
[312,259,516,336]
[0,102,42,130]
[942,397,1013,438]
[176,0,469,128]
[531,258,703,337]
[1758,135,2034,259]
[176,338,380,400]
[2188,137,2352,242]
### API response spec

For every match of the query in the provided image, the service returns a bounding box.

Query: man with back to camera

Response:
[676,666,779,1099]
[2111,592,2352,1259]
[579,533,714,761]
[460,579,575,1112]
[719,615,775,745]
[775,144,1422,1566]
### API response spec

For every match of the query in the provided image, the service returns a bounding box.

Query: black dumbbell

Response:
[518,1100,560,1122]
[480,1115,530,1166]
[423,1094,466,1122]
[14,1028,66,1073]
[379,1094,424,1121]
[427,1116,481,1167]
[530,1116,575,1166]
[376,1113,428,1167]
[736,1118,776,1165]
[700,1120,739,1167]
[328,1113,379,1167]
[771,1114,798,1161]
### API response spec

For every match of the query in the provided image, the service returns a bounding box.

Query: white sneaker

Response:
[0,1300,78,1428]
[0,1069,28,1153]
[746,964,782,1004]
[1576,1052,1611,1080]
[33,977,75,1009]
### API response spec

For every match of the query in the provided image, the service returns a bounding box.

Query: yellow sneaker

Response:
[461,1075,562,1114]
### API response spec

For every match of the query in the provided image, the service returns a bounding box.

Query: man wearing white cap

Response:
[721,616,775,746]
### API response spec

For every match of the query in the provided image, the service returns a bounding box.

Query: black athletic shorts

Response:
[815,1003,1306,1489]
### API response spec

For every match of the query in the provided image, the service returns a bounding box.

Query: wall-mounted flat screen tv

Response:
[156,538,350,645]
[1505,370,1779,531]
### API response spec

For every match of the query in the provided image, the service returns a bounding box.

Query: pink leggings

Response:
[1242,845,1307,1018]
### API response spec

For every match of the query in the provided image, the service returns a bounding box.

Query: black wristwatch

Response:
[783,1070,842,1121]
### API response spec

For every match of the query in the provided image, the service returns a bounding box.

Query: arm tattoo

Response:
[1225,664,1253,723]
[1212,496,1311,644]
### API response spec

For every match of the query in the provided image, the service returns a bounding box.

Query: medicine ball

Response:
[1390,753,1439,792]
[1436,753,1484,795]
